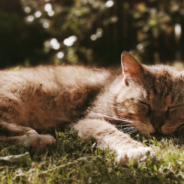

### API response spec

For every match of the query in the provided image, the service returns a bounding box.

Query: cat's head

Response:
[114,51,184,136]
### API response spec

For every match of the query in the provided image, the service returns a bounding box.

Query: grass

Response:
[1,129,184,184]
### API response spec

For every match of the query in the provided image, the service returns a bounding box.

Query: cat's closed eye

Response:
[138,101,151,116]
[166,104,184,119]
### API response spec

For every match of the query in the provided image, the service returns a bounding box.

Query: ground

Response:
[0,128,184,184]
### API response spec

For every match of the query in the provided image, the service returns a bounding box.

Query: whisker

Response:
[90,112,143,133]
[121,127,135,130]
[116,124,142,132]
[92,112,139,124]
[117,125,138,133]
[116,124,133,127]
[123,129,138,135]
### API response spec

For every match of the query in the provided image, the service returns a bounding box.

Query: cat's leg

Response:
[0,121,37,136]
[0,121,56,151]
[73,118,155,166]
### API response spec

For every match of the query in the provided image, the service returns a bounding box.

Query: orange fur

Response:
[1,52,184,165]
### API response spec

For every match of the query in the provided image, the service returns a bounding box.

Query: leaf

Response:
[138,161,146,170]
[154,165,157,172]
[146,150,150,156]
[0,152,31,166]
[77,157,88,161]
[130,157,134,166]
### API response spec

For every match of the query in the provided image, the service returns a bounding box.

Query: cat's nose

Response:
[153,123,161,130]
[150,116,164,131]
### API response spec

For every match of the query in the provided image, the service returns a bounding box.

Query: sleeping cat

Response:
[0,51,184,165]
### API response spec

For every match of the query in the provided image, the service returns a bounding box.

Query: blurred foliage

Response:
[0,0,184,68]
[0,10,50,68]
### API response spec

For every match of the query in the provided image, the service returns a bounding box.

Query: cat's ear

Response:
[121,51,143,85]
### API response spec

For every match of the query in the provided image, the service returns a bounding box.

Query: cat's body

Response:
[1,52,184,165]
[0,65,113,129]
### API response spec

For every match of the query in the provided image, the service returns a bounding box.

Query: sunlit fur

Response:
[86,60,184,136]
[112,64,184,135]
[1,52,184,165]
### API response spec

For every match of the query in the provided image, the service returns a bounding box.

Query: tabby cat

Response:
[1,51,184,165]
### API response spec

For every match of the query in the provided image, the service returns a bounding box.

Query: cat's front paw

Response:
[116,147,155,166]
[21,134,56,151]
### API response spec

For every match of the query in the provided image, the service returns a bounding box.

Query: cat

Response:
[0,51,184,165]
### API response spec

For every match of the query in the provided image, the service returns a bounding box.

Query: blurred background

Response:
[0,0,184,69]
